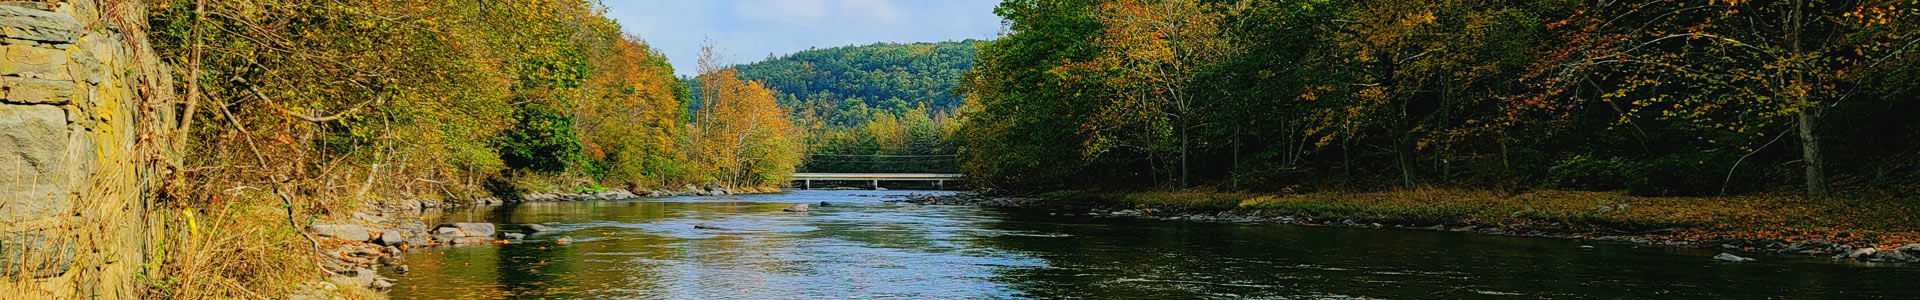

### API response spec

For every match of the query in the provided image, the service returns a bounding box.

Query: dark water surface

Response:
[389,190,1918,299]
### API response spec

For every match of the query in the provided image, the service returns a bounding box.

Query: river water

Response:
[389,190,1919,299]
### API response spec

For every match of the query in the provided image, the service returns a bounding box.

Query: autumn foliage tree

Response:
[1083,0,1243,189]
[961,0,1920,198]
[578,36,690,189]
[1528,0,1920,198]
[691,46,805,189]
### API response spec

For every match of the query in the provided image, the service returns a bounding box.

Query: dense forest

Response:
[730,42,980,173]
[735,41,981,122]
[144,0,799,297]
[960,0,1920,199]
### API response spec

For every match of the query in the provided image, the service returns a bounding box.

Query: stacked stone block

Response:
[1,1,159,299]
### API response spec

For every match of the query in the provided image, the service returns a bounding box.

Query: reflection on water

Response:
[391,190,1920,299]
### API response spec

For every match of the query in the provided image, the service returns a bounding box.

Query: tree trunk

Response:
[1341,135,1352,177]
[1798,109,1828,198]
[1397,135,1415,189]
[1231,126,1240,190]
[1180,121,1189,190]
[1397,106,1415,189]
[1787,0,1829,199]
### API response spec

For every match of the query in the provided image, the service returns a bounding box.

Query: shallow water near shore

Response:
[389,190,1920,299]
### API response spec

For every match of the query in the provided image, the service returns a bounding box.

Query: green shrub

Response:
[495,106,585,173]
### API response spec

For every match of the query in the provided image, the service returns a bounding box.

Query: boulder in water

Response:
[1847,248,1879,260]
[520,223,560,233]
[784,203,811,212]
[1879,244,1920,262]
[375,229,406,246]
[436,222,496,238]
[1898,243,1920,255]
[370,278,394,291]
[405,234,433,247]
[1785,238,1833,253]
[430,227,465,243]
[1713,253,1754,262]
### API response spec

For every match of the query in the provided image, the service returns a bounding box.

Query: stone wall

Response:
[0,0,167,298]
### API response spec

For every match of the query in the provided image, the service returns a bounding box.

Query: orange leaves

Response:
[1843,3,1910,26]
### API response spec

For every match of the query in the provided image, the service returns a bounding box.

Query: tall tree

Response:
[1086,0,1244,189]
[692,45,805,188]
[958,0,1111,189]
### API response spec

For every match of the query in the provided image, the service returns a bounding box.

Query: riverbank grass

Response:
[146,192,383,299]
[1059,189,1920,249]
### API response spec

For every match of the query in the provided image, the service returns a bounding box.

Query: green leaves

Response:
[496,105,584,173]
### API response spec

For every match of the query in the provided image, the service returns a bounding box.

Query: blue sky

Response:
[602,0,1006,77]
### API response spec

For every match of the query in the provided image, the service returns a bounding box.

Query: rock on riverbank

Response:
[303,182,771,294]
[302,210,576,293]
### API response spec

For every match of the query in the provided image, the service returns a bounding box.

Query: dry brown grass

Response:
[146,193,324,300]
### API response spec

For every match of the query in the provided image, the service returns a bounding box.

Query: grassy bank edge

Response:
[1032,188,1920,251]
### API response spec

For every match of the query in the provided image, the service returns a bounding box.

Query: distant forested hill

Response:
[734,40,980,127]
[731,41,981,173]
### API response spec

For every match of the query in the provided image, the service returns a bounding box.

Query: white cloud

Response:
[837,0,904,26]
[734,0,832,27]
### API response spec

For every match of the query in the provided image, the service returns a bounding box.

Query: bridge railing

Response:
[790,173,963,190]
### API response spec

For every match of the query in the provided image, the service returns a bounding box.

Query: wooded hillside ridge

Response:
[724,41,976,174]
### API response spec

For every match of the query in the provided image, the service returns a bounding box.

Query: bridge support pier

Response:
[936,180,944,190]
[871,180,880,190]
[804,180,811,190]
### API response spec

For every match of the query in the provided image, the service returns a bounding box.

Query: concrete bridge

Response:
[791,173,963,190]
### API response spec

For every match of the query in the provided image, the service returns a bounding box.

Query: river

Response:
[388,190,1920,299]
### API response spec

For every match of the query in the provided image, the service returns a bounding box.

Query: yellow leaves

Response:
[1356,86,1388,102]
[184,209,199,239]
[1401,10,1439,27]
